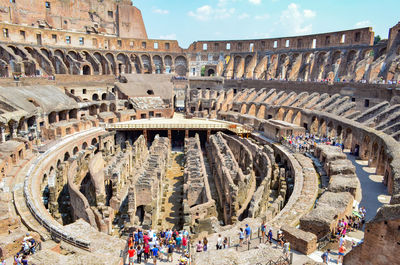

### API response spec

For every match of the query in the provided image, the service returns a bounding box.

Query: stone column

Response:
[206,130,211,142]
[0,126,5,143]
[12,123,18,138]
[168,130,172,142]
[185,129,189,139]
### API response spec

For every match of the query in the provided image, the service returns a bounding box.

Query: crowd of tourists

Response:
[125,228,190,265]
[6,233,40,265]
[280,133,344,153]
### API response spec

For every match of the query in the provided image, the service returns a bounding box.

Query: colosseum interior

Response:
[0,1,399,265]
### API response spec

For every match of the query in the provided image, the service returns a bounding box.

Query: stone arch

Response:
[73,146,79,155]
[130,54,142,73]
[370,141,379,167]
[53,49,67,74]
[82,64,91,75]
[109,103,116,112]
[319,119,327,136]
[69,109,78,119]
[175,56,187,76]
[105,53,117,75]
[240,104,247,114]
[310,116,319,134]
[153,55,163,74]
[276,54,289,79]
[64,152,70,161]
[94,52,110,75]
[164,55,173,73]
[100,103,107,112]
[327,121,335,137]
[284,109,294,123]
[89,105,98,116]
[92,94,99,101]
[257,105,266,119]
[82,142,88,150]
[275,108,285,121]
[141,54,152,74]
[91,138,98,146]
[336,125,343,139]
[82,51,100,75]
[247,104,256,116]
[117,53,131,74]
[48,111,57,124]
[292,111,301,125]
[360,134,371,160]
[343,127,353,149]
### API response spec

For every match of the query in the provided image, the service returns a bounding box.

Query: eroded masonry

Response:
[0,1,399,265]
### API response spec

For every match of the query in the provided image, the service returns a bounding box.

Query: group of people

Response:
[10,233,39,265]
[281,133,344,154]
[126,228,190,265]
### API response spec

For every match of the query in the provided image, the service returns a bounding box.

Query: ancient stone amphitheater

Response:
[0,1,399,265]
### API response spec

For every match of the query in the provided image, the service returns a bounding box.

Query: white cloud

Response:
[153,8,169,15]
[159,33,177,40]
[249,0,262,4]
[238,13,250,19]
[355,20,370,27]
[255,14,270,20]
[188,5,235,21]
[279,3,316,35]
[303,9,316,18]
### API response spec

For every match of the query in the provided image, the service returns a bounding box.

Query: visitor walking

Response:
[260,221,266,243]
[283,240,290,258]
[338,245,346,264]
[216,234,223,250]
[321,249,330,264]
[196,241,203,252]
[238,228,244,247]
[152,245,159,265]
[267,228,273,245]
[203,237,208,251]
[167,241,174,262]
[245,224,251,244]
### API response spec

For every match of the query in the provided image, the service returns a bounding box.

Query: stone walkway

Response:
[159,152,185,230]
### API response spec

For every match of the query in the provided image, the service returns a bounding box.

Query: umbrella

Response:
[352,210,362,218]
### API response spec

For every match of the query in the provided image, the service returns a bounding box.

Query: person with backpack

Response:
[321,249,330,264]
[128,246,136,265]
[167,242,174,262]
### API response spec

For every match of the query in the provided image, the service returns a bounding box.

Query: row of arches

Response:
[0,44,189,77]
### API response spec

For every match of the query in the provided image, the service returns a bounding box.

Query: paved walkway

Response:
[345,152,390,221]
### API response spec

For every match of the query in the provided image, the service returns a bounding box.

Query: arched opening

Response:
[147,90,154,95]
[63,152,70,161]
[73,146,79,155]
[48,112,57,124]
[310,116,319,134]
[100,103,108,112]
[207,69,215,76]
[92,94,99,101]
[82,65,91,75]
[101,93,107,100]
[91,138,98,146]
[82,142,88,150]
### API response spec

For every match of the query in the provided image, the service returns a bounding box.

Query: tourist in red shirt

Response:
[144,244,150,263]
[128,246,136,265]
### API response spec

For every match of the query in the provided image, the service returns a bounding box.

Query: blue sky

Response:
[132,0,400,48]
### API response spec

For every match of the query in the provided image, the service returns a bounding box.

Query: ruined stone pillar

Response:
[143,129,148,142]
[12,123,18,138]
[168,130,172,142]
[0,126,5,143]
